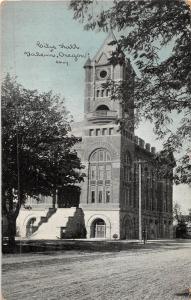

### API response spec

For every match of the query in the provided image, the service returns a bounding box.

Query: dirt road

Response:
[2,241,191,300]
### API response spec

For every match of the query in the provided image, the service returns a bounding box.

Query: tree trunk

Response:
[52,188,58,209]
[52,189,56,209]
[3,188,23,252]
[7,216,17,252]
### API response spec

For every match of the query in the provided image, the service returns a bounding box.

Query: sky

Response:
[1,1,190,213]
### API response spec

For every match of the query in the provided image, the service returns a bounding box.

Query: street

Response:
[2,241,191,300]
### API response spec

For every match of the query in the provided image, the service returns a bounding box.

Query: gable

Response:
[93,31,117,62]
[97,52,108,65]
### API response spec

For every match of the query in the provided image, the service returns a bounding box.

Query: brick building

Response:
[16,33,173,240]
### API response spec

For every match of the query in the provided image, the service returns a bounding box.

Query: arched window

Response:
[96,105,109,111]
[26,218,36,237]
[88,149,112,204]
[96,105,110,117]
[96,90,100,97]
[106,89,110,97]
[144,166,150,210]
[123,151,132,206]
[151,170,156,210]
[123,152,132,182]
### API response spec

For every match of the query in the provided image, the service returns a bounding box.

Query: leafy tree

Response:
[173,203,188,238]
[70,0,191,183]
[2,74,84,250]
[176,220,188,238]
[173,202,183,223]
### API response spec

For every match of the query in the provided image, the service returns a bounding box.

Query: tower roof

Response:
[93,30,118,63]
[84,56,92,67]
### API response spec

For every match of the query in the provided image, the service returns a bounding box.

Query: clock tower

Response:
[78,32,136,239]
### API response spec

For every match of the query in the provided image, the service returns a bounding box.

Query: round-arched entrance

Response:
[123,217,134,239]
[26,217,36,237]
[90,218,106,238]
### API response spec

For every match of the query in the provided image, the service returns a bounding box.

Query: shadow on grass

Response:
[2,239,191,254]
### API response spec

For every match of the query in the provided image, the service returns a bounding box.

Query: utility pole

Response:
[134,159,147,243]
[16,131,21,210]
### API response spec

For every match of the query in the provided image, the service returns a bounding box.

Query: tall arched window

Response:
[144,166,150,210]
[88,149,112,204]
[123,151,132,206]
[151,170,155,210]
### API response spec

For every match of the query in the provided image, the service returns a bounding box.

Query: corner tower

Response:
[83,32,134,130]
[79,32,136,239]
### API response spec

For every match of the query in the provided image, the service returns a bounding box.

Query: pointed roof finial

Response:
[84,53,92,67]
[107,27,117,42]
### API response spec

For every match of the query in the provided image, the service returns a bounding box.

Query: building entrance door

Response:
[91,218,106,238]
[95,224,106,238]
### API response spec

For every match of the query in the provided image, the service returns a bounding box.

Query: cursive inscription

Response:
[24,41,88,66]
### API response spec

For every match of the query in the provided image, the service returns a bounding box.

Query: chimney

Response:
[151,147,156,154]
[134,136,139,144]
[145,143,151,152]
[139,138,145,148]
